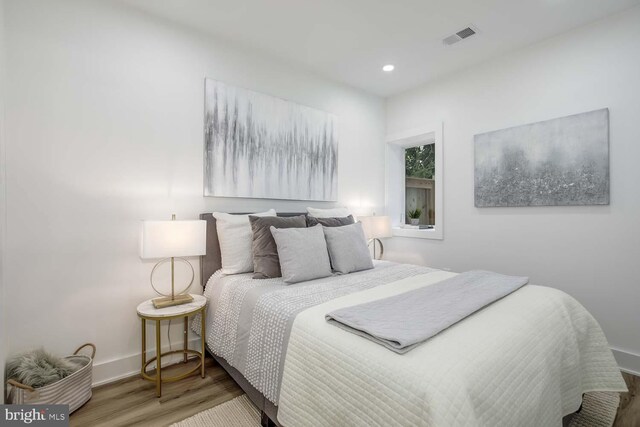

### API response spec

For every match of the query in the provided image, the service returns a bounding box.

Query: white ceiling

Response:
[120,0,640,97]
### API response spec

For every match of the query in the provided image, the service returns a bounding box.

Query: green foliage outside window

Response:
[405,144,435,179]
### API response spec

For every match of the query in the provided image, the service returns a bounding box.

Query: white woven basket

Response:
[7,343,95,414]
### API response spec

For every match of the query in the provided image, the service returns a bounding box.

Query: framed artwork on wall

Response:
[204,79,339,201]
[474,108,609,207]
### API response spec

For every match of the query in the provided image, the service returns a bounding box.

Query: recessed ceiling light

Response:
[382,64,395,72]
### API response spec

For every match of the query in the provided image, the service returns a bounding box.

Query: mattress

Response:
[278,271,626,426]
[194,262,626,426]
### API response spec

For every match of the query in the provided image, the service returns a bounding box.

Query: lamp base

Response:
[368,238,384,260]
[152,294,194,309]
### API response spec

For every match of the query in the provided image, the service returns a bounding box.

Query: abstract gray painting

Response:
[204,79,338,201]
[475,109,609,207]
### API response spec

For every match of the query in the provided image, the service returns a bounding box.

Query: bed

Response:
[195,212,626,427]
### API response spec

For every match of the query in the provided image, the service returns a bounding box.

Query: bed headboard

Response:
[199,212,307,288]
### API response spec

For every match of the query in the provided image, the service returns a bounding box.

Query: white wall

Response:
[385,6,640,373]
[0,0,7,399]
[3,0,386,384]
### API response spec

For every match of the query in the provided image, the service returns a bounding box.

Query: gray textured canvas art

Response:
[204,79,338,201]
[474,109,609,207]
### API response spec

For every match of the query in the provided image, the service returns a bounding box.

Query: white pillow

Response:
[306,207,350,218]
[213,209,276,274]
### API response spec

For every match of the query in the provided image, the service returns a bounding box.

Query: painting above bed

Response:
[204,79,338,201]
[474,108,609,207]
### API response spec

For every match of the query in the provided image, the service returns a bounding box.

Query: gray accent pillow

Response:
[306,215,355,227]
[249,215,307,279]
[270,224,332,284]
[322,222,374,274]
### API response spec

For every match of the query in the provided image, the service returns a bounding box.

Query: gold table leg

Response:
[141,318,146,377]
[183,316,188,363]
[155,319,161,397]
[201,308,206,378]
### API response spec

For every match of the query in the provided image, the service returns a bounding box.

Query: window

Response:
[385,123,443,239]
[405,144,435,227]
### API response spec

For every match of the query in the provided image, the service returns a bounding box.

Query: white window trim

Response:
[385,122,443,240]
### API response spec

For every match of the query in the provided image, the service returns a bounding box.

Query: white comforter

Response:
[277,271,626,427]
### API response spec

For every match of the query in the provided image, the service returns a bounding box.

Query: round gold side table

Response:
[136,294,207,397]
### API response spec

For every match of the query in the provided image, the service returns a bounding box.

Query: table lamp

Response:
[358,215,392,260]
[140,214,206,308]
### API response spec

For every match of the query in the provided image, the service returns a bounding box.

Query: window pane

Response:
[405,144,435,226]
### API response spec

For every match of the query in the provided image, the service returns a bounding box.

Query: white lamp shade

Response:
[140,220,206,259]
[359,216,393,240]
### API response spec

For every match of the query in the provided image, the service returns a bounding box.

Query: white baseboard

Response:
[611,347,640,377]
[92,338,201,387]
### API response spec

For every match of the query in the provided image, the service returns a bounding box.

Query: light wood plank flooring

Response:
[71,357,242,427]
[72,356,639,427]
[615,372,640,427]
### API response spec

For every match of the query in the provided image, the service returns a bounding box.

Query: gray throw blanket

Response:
[325,270,528,354]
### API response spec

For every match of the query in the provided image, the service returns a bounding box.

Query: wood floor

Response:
[72,356,639,427]
[615,372,640,427]
[70,357,242,427]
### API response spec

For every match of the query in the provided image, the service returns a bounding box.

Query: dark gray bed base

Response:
[209,349,281,427]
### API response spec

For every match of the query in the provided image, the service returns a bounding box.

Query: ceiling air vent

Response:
[443,26,478,46]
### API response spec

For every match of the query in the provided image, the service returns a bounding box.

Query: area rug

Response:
[171,395,259,427]
[569,392,620,427]
[172,392,620,427]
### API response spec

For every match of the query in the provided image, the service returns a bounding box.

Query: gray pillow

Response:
[270,224,332,284]
[249,215,307,279]
[322,222,374,274]
[306,215,355,227]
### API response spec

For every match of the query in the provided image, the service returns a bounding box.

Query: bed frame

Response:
[199,212,305,427]
[199,211,579,427]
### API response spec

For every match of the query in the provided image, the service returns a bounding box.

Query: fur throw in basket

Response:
[6,348,84,388]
